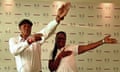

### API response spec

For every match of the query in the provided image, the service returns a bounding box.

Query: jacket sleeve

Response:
[38,20,59,43]
[9,37,29,56]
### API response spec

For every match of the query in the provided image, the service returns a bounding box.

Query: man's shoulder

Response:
[9,36,19,41]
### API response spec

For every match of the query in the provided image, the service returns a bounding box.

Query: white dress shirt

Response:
[9,20,58,72]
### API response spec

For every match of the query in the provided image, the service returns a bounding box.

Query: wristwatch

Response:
[102,39,105,43]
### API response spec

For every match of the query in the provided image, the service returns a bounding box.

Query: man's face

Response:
[19,23,32,38]
[56,33,66,49]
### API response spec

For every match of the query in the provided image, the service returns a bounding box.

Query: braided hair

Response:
[51,31,66,61]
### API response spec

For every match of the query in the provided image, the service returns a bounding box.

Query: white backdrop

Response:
[0,0,120,72]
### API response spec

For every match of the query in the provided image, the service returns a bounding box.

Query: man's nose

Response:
[24,26,29,30]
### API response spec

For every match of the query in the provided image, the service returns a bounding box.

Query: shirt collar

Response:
[18,35,25,42]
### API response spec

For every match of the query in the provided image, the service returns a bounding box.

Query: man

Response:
[49,31,117,72]
[9,2,71,72]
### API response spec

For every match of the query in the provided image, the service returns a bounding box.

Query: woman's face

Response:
[56,33,66,49]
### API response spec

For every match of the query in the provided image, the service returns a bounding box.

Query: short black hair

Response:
[19,19,33,27]
[56,31,66,38]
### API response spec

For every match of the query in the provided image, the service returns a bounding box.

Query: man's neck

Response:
[20,34,29,40]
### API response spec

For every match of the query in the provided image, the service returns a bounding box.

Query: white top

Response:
[9,20,58,72]
[53,45,78,72]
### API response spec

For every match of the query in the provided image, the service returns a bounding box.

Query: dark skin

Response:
[49,33,117,72]
[49,33,72,71]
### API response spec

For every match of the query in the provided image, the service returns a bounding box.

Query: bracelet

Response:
[102,39,105,43]
[57,15,64,20]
